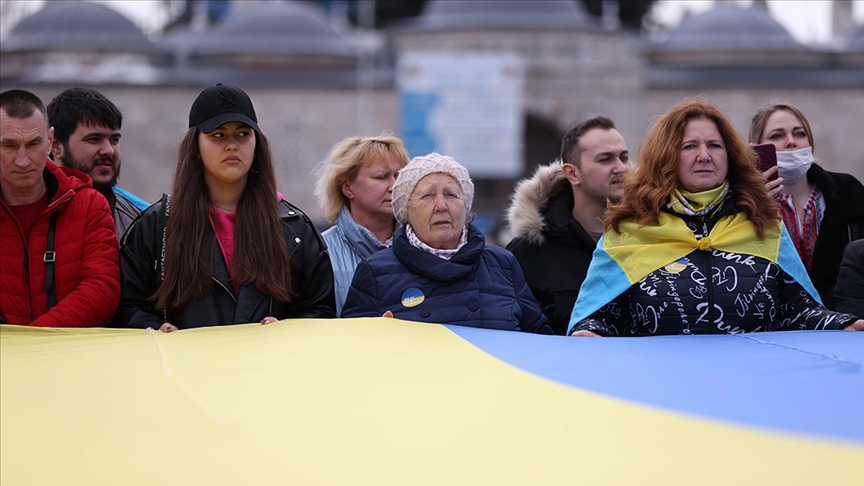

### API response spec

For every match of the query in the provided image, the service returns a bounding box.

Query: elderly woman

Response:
[315,134,410,316]
[568,99,863,337]
[341,153,552,334]
[749,102,864,309]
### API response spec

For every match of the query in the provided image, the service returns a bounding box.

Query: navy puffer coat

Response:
[342,224,552,334]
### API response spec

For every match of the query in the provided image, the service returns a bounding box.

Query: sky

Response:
[3,0,864,45]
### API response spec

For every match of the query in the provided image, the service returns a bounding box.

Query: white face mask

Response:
[776,146,813,184]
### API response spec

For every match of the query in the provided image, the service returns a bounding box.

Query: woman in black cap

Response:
[116,84,336,330]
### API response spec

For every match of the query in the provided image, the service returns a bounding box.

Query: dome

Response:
[403,0,598,31]
[656,4,802,51]
[184,1,353,59]
[1,1,155,53]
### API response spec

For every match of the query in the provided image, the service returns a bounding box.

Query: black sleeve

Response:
[341,261,382,318]
[571,290,631,337]
[115,205,163,329]
[508,252,553,335]
[777,270,858,330]
[283,214,336,319]
[834,240,864,318]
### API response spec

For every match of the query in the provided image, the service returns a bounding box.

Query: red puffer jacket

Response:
[0,161,119,327]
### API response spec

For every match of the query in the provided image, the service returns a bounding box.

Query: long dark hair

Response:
[155,126,292,310]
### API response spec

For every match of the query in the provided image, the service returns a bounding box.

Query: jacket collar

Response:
[507,160,568,245]
[544,189,597,248]
[392,223,485,282]
[506,159,596,249]
[44,160,91,208]
[208,227,271,321]
[807,163,864,221]
[335,207,391,260]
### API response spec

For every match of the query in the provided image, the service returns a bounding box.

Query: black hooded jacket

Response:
[506,162,597,335]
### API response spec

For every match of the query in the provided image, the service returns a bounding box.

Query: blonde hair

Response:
[748,101,815,153]
[315,133,410,223]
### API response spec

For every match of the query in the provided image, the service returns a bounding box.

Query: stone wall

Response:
[393,29,645,160]
[4,51,862,228]
[7,84,400,226]
[643,87,864,182]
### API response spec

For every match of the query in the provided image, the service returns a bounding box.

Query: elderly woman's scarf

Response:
[405,224,467,260]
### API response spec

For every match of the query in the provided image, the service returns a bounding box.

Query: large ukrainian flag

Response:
[1,318,862,485]
[568,212,819,334]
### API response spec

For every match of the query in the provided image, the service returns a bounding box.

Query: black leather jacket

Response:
[116,197,335,329]
[805,164,864,309]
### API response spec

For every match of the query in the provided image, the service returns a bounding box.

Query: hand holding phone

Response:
[753,143,778,182]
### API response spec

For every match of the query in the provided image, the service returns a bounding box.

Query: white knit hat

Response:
[391,152,475,225]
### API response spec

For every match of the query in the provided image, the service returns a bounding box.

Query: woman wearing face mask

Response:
[568,98,863,337]
[749,102,864,309]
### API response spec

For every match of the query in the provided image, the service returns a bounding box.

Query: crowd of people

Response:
[1,85,862,336]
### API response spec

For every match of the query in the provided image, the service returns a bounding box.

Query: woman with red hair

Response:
[568,98,863,337]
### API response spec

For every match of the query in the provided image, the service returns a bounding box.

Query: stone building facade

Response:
[2,0,862,225]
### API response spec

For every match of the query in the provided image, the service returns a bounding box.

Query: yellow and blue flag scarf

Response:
[567,210,820,334]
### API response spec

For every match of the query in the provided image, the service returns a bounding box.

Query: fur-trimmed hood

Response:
[506,160,570,245]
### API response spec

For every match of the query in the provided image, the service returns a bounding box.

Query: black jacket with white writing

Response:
[574,199,858,336]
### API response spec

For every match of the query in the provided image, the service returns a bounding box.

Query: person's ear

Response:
[561,162,581,186]
[341,180,354,200]
[49,128,64,160]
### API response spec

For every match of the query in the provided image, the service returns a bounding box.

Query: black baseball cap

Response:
[188,84,259,134]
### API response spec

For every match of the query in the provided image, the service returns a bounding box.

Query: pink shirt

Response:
[208,193,284,295]
[210,205,238,294]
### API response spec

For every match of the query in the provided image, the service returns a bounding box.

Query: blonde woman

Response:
[316,134,409,315]
[749,101,864,309]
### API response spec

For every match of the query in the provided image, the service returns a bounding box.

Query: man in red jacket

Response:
[0,89,119,327]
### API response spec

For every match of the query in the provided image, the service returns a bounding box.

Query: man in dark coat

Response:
[506,117,630,335]
[834,239,864,317]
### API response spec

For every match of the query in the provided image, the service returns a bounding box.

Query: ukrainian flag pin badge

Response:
[401,288,425,308]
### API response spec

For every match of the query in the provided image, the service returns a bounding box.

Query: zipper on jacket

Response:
[1,182,74,323]
[699,216,715,329]
[23,254,33,321]
[212,276,238,303]
[704,249,715,328]
[47,190,74,210]
[3,202,36,321]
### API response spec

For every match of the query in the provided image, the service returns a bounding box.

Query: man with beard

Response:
[506,117,631,335]
[47,87,148,240]
[0,89,119,327]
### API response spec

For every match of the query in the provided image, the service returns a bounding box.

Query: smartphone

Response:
[753,143,778,182]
